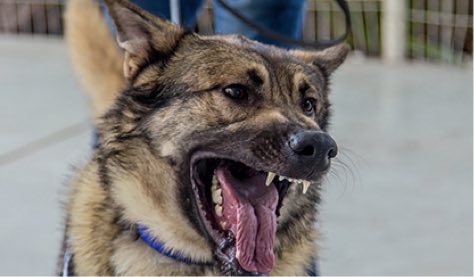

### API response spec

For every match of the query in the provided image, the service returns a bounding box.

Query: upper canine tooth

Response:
[266,172,276,186]
[302,181,311,194]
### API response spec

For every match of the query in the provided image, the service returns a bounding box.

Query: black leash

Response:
[214,0,352,50]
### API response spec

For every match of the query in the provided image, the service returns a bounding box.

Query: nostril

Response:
[289,134,316,157]
[300,145,315,156]
[289,131,338,159]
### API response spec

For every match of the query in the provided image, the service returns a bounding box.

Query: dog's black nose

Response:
[289,131,338,162]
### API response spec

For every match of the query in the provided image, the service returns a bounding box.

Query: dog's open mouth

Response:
[191,155,310,274]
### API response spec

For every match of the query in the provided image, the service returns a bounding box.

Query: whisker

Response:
[326,145,363,196]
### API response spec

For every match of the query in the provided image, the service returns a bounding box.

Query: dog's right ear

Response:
[290,43,351,76]
[104,0,185,80]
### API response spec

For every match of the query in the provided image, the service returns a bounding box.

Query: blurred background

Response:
[0,0,472,275]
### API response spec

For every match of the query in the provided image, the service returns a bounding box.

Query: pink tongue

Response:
[215,165,278,274]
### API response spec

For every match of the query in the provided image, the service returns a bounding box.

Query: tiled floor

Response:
[319,59,473,275]
[0,37,92,275]
[0,37,472,275]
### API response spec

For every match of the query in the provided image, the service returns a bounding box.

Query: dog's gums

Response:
[191,155,314,274]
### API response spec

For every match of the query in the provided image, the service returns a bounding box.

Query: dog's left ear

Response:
[290,43,351,75]
[104,0,186,80]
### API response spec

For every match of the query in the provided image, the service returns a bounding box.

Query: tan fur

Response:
[62,0,349,275]
[64,0,125,118]
[65,146,317,275]
[66,160,212,275]
[66,161,119,275]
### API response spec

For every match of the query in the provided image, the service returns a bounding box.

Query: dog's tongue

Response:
[215,164,278,274]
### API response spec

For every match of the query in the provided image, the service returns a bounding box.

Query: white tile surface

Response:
[319,60,473,275]
[0,36,92,275]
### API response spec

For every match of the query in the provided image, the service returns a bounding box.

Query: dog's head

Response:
[100,0,349,275]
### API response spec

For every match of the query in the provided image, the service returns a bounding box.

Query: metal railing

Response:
[0,0,472,65]
[0,0,64,36]
[304,0,383,56]
[408,0,472,64]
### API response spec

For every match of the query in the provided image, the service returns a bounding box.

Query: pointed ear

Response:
[104,0,185,79]
[290,43,351,75]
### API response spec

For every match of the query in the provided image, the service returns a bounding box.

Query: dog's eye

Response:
[223,84,248,100]
[302,98,316,116]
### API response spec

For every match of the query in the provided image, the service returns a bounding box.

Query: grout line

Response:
[0,120,91,167]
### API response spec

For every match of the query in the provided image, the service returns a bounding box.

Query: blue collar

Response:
[63,225,318,275]
[136,224,212,266]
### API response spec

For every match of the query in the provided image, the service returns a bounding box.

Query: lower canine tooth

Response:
[215,205,222,217]
[302,181,311,194]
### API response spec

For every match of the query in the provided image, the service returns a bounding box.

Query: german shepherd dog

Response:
[60,0,349,275]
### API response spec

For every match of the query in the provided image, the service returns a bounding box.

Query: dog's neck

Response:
[136,224,212,266]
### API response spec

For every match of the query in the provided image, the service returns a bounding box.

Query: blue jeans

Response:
[103,0,306,48]
[213,0,306,48]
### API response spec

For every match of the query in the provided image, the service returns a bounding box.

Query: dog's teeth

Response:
[266,172,276,186]
[215,205,223,217]
[302,181,311,194]
[236,249,240,259]
[212,188,222,205]
[212,174,219,191]
[279,176,299,184]
[220,221,226,229]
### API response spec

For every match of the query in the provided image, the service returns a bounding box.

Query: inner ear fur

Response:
[290,43,351,75]
[104,0,186,80]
